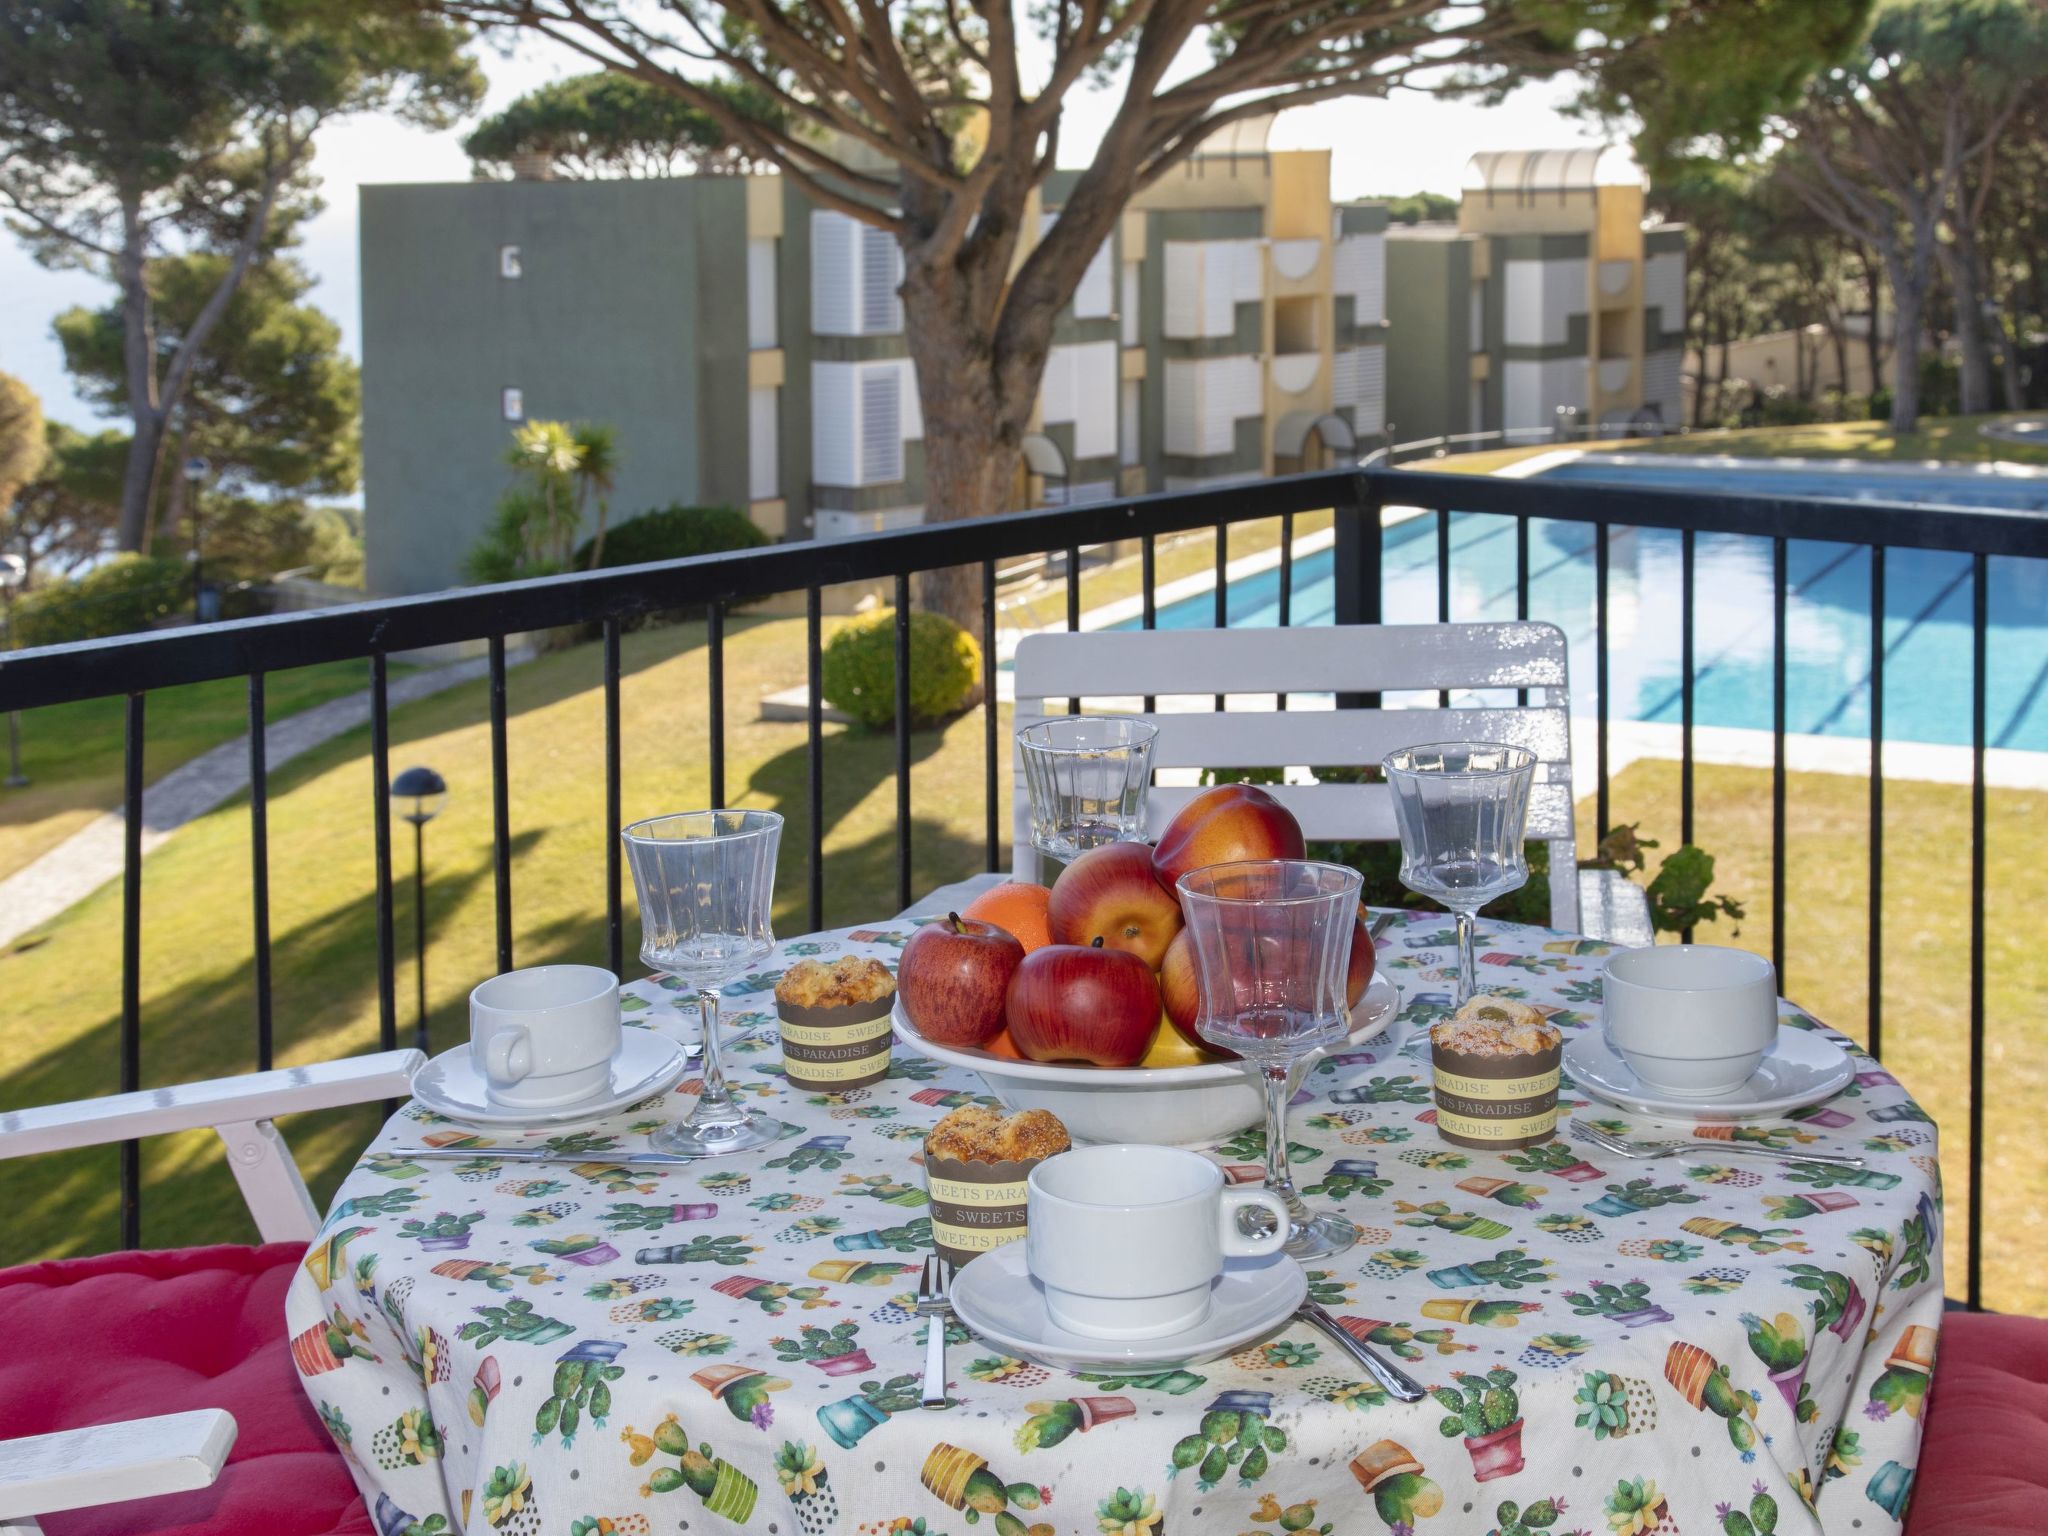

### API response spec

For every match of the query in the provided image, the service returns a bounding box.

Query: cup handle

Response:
[1220,1187,1289,1259]
[485,1028,533,1085]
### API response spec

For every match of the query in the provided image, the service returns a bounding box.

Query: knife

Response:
[383,1145,702,1168]
[1294,1300,1428,1401]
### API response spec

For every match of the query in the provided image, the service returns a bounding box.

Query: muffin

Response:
[923,1106,1070,1269]
[775,957,896,1093]
[1429,997,1562,1149]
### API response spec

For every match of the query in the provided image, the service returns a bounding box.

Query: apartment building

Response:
[1383,147,1686,445]
[356,138,1671,595]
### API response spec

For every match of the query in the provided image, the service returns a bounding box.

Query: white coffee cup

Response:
[1024,1144,1288,1340]
[1602,945,1779,1097]
[469,965,622,1107]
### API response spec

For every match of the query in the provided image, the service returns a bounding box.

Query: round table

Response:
[287,912,1943,1536]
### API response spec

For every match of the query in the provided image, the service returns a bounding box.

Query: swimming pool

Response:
[1112,455,2048,753]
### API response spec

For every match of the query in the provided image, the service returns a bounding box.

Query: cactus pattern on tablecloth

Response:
[284,917,1944,1536]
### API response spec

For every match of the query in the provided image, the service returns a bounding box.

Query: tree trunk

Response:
[901,248,1041,634]
[116,189,162,553]
[2000,282,2027,409]
[1941,226,1993,415]
[1886,253,1924,431]
[1863,249,1887,397]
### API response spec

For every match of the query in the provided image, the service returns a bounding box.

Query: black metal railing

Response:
[3,465,2044,1305]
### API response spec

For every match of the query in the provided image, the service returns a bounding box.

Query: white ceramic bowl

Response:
[891,971,1403,1147]
[1601,944,1779,1097]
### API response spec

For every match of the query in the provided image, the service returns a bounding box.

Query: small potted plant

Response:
[771,1322,873,1377]
[1586,1179,1700,1217]
[1562,1279,1673,1328]
[529,1233,622,1266]
[1573,1370,1656,1440]
[1426,1248,1550,1292]
[402,1211,484,1251]
[1783,1263,1866,1340]
[1433,1367,1524,1480]
[1488,1496,1565,1536]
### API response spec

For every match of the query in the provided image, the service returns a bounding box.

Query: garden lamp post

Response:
[0,554,25,788]
[392,765,448,1051]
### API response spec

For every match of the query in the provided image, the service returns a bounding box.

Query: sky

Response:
[0,30,1611,432]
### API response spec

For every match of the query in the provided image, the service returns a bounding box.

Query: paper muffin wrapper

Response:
[1430,1040,1561,1149]
[777,994,894,1092]
[924,1150,1044,1270]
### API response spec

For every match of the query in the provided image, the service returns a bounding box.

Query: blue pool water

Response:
[1112,456,2048,752]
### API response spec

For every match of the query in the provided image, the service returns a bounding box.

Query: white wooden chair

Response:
[988,621,1649,942]
[0,1049,421,1535]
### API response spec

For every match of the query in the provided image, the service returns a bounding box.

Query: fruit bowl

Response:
[891,971,1405,1147]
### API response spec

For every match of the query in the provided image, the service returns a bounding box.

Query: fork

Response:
[916,1254,953,1408]
[1571,1119,1865,1171]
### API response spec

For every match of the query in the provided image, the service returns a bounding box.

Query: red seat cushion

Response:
[1907,1312,2048,1534]
[0,1243,371,1536]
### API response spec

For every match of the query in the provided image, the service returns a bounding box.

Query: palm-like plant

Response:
[571,422,620,568]
[505,420,584,566]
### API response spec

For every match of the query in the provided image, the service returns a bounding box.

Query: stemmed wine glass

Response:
[623,810,789,1157]
[1176,859,1364,1260]
[1380,743,1537,1006]
[1016,716,1158,864]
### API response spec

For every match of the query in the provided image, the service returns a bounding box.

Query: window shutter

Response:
[859,365,902,484]
[749,387,779,500]
[810,212,857,335]
[1072,342,1117,460]
[860,225,903,334]
[1121,261,1141,346]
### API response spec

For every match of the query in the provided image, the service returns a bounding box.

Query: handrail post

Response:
[1333,471,1384,709]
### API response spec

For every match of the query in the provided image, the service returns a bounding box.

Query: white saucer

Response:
[949,1240,1306,1372]
[1564,1024,1854,1120]
[411,1030,691,1127]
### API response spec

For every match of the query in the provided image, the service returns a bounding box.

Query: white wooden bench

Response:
[902,622,1650,944]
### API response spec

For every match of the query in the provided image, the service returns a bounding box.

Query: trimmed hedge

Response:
[821,609,980,730]
[574,505,769,570]
[11,555,188,647]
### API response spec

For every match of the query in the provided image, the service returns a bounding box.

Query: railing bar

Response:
[488,635,513,974]
[1066,544,1082,715]
[1141,534,1157,714]
[13,469,2048,713]
[1277,511,1293,711]
[1436,508,1452,708]
[707,601,726,809]
[1771,536,1788,988]
[1214,524,1228,712]
[603,620,622,978]
[369,654,396,1052]
[1594,522,1610,839]
[1514,513,1530,709]
[806,588,825,933]
[119,691,143,1250]
[1967,549,1988,1311]
[893,574,913,914]
[1680,529,1696,855]
[246,672,273,1071]
[982,559,999,875]
[1867,549,1885,1062]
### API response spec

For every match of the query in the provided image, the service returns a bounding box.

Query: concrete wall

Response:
[1384,234,1473,443]
[361,177,747,596]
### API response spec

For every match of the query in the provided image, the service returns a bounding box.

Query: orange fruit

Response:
[982,1029,1025,1060]
[960,881,1054,953]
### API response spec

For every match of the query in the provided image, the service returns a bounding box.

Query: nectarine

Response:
[1150,783,1305,893]
[1048,842,1183,967]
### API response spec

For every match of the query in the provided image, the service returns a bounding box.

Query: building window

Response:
[747,238,778,350]
[501,387,524,421]
[1120,379,1141,468]
[811,211,904,336]
[749,387,779,500]
[499,245,522,279]
[812,359,918,487]
[1121,261,1141,347]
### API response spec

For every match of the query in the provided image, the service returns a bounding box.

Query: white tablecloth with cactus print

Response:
[286,913,1943,1536]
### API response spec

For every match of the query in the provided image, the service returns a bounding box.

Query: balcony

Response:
[1598,257,1635,300]
[1270,351,1321,394]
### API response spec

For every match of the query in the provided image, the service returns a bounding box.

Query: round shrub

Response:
[12,555,188,647]
[821,609,980,730]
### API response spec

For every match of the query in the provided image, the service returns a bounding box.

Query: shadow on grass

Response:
[0,832,545,1266]
[745,715,989,931]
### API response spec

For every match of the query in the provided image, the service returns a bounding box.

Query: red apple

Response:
[1150,783,1306,895]
[1346,906,1378,1009]
[1004,939,1162,1068]
[1048,841,1185,968]
[898,912,1026,1048]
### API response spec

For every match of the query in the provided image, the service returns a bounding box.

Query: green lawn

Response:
[1421,411,2048,476]
[0,662,384,881]
[2,581,2038,1308]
